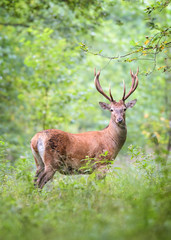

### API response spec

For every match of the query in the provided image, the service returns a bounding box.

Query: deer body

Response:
[31,120,127,175]
[31,69,139,188]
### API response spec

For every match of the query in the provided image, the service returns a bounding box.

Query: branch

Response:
[0,22,29,28]
[80,44,138,60]
[80,41,171,61]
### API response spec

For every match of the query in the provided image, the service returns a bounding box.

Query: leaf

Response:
[144,39,149,45]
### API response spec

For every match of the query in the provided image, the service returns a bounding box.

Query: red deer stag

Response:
[31,68,139,188]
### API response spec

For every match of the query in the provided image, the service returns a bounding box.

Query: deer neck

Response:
[105,118,127,147]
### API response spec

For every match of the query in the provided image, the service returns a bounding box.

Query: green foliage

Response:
[80,0,171,74]
[128,145,158,180]
[0,138,14,183]
[20,27,81,130]
[79,151,112,174]
[0,0,105,37]
[0,146,170,240]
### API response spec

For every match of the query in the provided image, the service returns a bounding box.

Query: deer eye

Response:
[110,108,114,112]
[124,108,126,111]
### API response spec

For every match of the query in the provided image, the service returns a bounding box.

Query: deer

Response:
[31,68,139,189]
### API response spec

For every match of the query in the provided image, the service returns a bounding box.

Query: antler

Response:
[122,67,139,101]
[94,69,115,102]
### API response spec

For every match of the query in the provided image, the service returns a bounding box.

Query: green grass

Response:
[0,144,170,240]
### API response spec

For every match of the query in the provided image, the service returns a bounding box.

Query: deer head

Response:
[94,68,139,126]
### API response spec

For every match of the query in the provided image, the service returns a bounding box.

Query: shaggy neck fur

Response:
[105,118,127,151]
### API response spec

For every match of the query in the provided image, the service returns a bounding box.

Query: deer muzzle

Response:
[116,117,123,124]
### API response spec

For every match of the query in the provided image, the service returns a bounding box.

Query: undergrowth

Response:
[0,140,170,240]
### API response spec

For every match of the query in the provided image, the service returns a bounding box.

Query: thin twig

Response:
[0,22,29,27]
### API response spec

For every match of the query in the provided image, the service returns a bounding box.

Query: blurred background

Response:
[0,0,170,163]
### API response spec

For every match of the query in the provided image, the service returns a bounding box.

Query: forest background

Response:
[0,1,171,240]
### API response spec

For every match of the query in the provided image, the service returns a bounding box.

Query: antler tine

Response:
[94,68,96,76]
[130,68,136,89]
[123,68,139,101]
[132,67,139,91]
[109,85,114,102]
[94,70,114,102]
[122,80,126,101]
[136,66,139,76]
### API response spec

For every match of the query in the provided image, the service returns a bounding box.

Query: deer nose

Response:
[117,118,123,124]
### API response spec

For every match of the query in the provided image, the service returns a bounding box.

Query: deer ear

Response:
[99,102,111,110]
[125,99,137,109]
